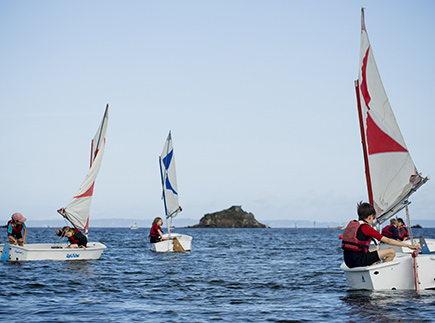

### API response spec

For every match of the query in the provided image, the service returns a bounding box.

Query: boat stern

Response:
[152,234,192,252]
[341,255,415,290]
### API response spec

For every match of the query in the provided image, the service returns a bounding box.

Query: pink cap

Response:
[12,212,27,222]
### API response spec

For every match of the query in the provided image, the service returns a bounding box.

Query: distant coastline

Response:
[19,218,435,228]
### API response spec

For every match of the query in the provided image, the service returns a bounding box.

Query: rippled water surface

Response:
[1,227,435,322]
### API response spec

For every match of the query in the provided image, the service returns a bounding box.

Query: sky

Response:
[1,1,434,227]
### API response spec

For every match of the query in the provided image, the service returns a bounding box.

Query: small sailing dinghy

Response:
[326,222,344,230]
[130,222,138,230]
[1,105,109,261]
[151,131,192,252]
[340,9,435,291]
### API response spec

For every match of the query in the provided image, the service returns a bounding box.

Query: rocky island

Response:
[191,205,267,228]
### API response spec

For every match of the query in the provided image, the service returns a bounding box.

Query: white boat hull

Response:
[341,253,435,290]
[151,233,192,252]
[371,238,435,254]
[0,242,106,261]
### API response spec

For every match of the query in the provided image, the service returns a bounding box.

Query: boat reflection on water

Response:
[340,290,430,322]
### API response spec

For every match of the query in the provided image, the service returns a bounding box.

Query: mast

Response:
[159,153,171,237]
[355,79,374,206]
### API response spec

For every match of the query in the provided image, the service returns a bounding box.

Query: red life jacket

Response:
[149,224,161,238]
[67,228,82,245]
[399,226,409,239]
[8,220,23,236]
[341,220,371,253]
[381,225,395,238]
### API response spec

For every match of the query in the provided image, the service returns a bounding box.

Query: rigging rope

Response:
[405,203,421,292]
[405,203,415,245]
[51,218,70,248]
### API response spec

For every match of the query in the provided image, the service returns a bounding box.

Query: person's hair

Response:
[152,217,163,225]
[397,218,405,224]
[357,201,376,221]
[390,218,398,225]
[61,226,72,236]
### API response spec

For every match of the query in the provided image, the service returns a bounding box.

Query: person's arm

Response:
[22,227,27,244]
[381,236,419,249]
[361,224,383,241]
[7,235,16,244]
[157,228,165,240]
[7,223,17,244]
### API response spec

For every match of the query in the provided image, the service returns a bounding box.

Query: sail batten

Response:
[60,105,109,232]
[356,9,427,225]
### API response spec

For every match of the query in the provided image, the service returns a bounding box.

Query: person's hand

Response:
[407,244,420,250]
[55,228,60,234]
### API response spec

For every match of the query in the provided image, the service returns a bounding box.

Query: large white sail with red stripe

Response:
[59,105,109,232]
[355,9,427,225]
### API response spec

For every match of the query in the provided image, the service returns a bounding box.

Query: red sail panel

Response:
[74,182,95,199]
[366,114,408,155]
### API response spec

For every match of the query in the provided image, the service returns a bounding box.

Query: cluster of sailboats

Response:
[1,8,434,291]
[0,104,190,261]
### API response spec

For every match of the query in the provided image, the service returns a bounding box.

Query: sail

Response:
[355,9,426,225]
[159,131,181,219]
[59,105,109,231]
[90,104,109,167]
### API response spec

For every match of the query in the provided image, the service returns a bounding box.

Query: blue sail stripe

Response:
[165,176,178,195]
[163,150,173,171]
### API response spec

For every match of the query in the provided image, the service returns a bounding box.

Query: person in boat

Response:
[381,218,403,241]
[149,217,166,243]
[397,218,409,240]
[55,226,87,249]
[341,202,419,268]
[7,212,27,246]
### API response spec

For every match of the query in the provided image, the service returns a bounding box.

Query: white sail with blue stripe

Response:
[159,131,181,219]
[152,131,192,252]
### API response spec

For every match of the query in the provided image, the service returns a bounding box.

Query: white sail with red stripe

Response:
[355,9,427,225]
[59,104,109,232]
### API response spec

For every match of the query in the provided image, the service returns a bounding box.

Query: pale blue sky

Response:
[1,1,434,225]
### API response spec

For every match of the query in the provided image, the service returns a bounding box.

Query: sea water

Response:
[1,227,435,322]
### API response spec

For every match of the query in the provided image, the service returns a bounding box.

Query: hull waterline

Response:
[0,242,106,261]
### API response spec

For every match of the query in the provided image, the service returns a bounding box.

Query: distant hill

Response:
[258,219,435,229]
[190,205,267,228]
